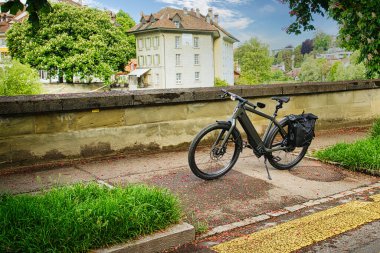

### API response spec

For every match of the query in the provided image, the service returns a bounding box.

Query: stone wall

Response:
[0,79,379,168]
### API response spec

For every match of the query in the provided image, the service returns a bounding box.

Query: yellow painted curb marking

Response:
[212,194,380,253]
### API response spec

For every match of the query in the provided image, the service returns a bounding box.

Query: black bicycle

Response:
[188,89,317,180]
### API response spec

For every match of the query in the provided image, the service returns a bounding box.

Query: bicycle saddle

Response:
[271,96,290,103]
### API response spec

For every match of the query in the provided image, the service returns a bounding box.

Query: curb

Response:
[93,222,195,253]
[199,181,380,239]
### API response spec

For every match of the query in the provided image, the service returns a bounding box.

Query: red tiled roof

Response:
[129,7,238,42]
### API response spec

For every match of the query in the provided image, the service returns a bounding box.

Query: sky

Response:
[82,0,339,50]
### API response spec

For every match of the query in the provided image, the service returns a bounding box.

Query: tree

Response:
[270,70,292,82]
[234,38,273,85]
[282,49,293,71]
[299,56,330,82]
[293,45,303,68]
[282,0,379,78]
[301,39,313,55]
[273,48,293,71]
[0,59,42,96]
[313,30,332,53]
[6,3,136,83]
[327,51,366,81]
[116,10,136,32]
[0,0,51,26]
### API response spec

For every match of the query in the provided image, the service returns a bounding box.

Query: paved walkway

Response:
[0,126,379,252]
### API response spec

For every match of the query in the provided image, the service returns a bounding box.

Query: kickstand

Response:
[264,157,272,180]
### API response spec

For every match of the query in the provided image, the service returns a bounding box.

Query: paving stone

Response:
[266,209,289,217]
[285,204,307,212]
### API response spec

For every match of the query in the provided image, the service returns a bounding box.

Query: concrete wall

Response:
[0,79,379,168]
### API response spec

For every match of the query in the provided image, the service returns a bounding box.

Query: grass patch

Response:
[185,211,209,234]
[315,136,380,175]
[0,183,181,252]
[370,118,380,138]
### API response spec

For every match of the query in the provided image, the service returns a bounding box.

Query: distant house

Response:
[127,7,239,89]
[316,48,353,61]
[286,68,301,80]
[271,63,286,72]
[125,59,138,73]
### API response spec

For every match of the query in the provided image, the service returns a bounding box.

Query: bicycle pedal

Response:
[272,156,281,162]
[243,141,252,149]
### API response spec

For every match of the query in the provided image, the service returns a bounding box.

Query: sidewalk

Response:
[0,126,378,250]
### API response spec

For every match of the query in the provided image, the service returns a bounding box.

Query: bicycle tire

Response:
[265,118,308,170]
[188,122,242,180]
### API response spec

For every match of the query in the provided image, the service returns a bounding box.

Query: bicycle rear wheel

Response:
[266,119,308,170]
[188,122,242,180]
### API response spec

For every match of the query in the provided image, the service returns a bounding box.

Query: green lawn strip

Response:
[314,136,380,175]
[370,118,380,138]
[0,183,181,252]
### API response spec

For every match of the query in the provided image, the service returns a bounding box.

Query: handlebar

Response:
[221,89,257,108]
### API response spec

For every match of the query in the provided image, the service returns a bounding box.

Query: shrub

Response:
[0,183,181,252]
[0,59,42,96]
[214,77,229,87]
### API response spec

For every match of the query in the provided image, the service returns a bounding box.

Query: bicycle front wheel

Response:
[188,123,242,180]
[266,119,308,170]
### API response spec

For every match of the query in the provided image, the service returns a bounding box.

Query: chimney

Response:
[110,11,116,24]
[214,14,219,24]
[183,7,188,15]
[206,16,211,23]
[208,8,213,19]
[196,8,200,18]
[191,8,194,12]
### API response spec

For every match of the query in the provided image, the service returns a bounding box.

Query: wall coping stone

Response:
[0,79,379,115]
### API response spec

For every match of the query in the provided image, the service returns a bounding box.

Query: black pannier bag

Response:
[287,113,318,147]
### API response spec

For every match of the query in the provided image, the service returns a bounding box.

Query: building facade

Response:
[128,7,238,89]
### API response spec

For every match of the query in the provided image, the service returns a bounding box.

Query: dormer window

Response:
[172,13,182,28]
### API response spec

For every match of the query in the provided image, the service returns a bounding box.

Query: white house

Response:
[127,7,239,89]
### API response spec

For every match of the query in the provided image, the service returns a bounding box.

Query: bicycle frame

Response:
[221,100,288,156]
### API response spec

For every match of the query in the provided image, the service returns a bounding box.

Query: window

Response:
[194,54,200,65]
[156,74,160,85]
[146,55,152,66]
[145,37,151,49]
[195,72,200,81]
[154,54,160,65]
[175,36,181,48]
[138,56,144,66]
[138,39,143,50]
[174,21,180,28]
[176,73,182,85]
[153,36,159,48]
[194,37,199,48]
[176,54,181,66]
